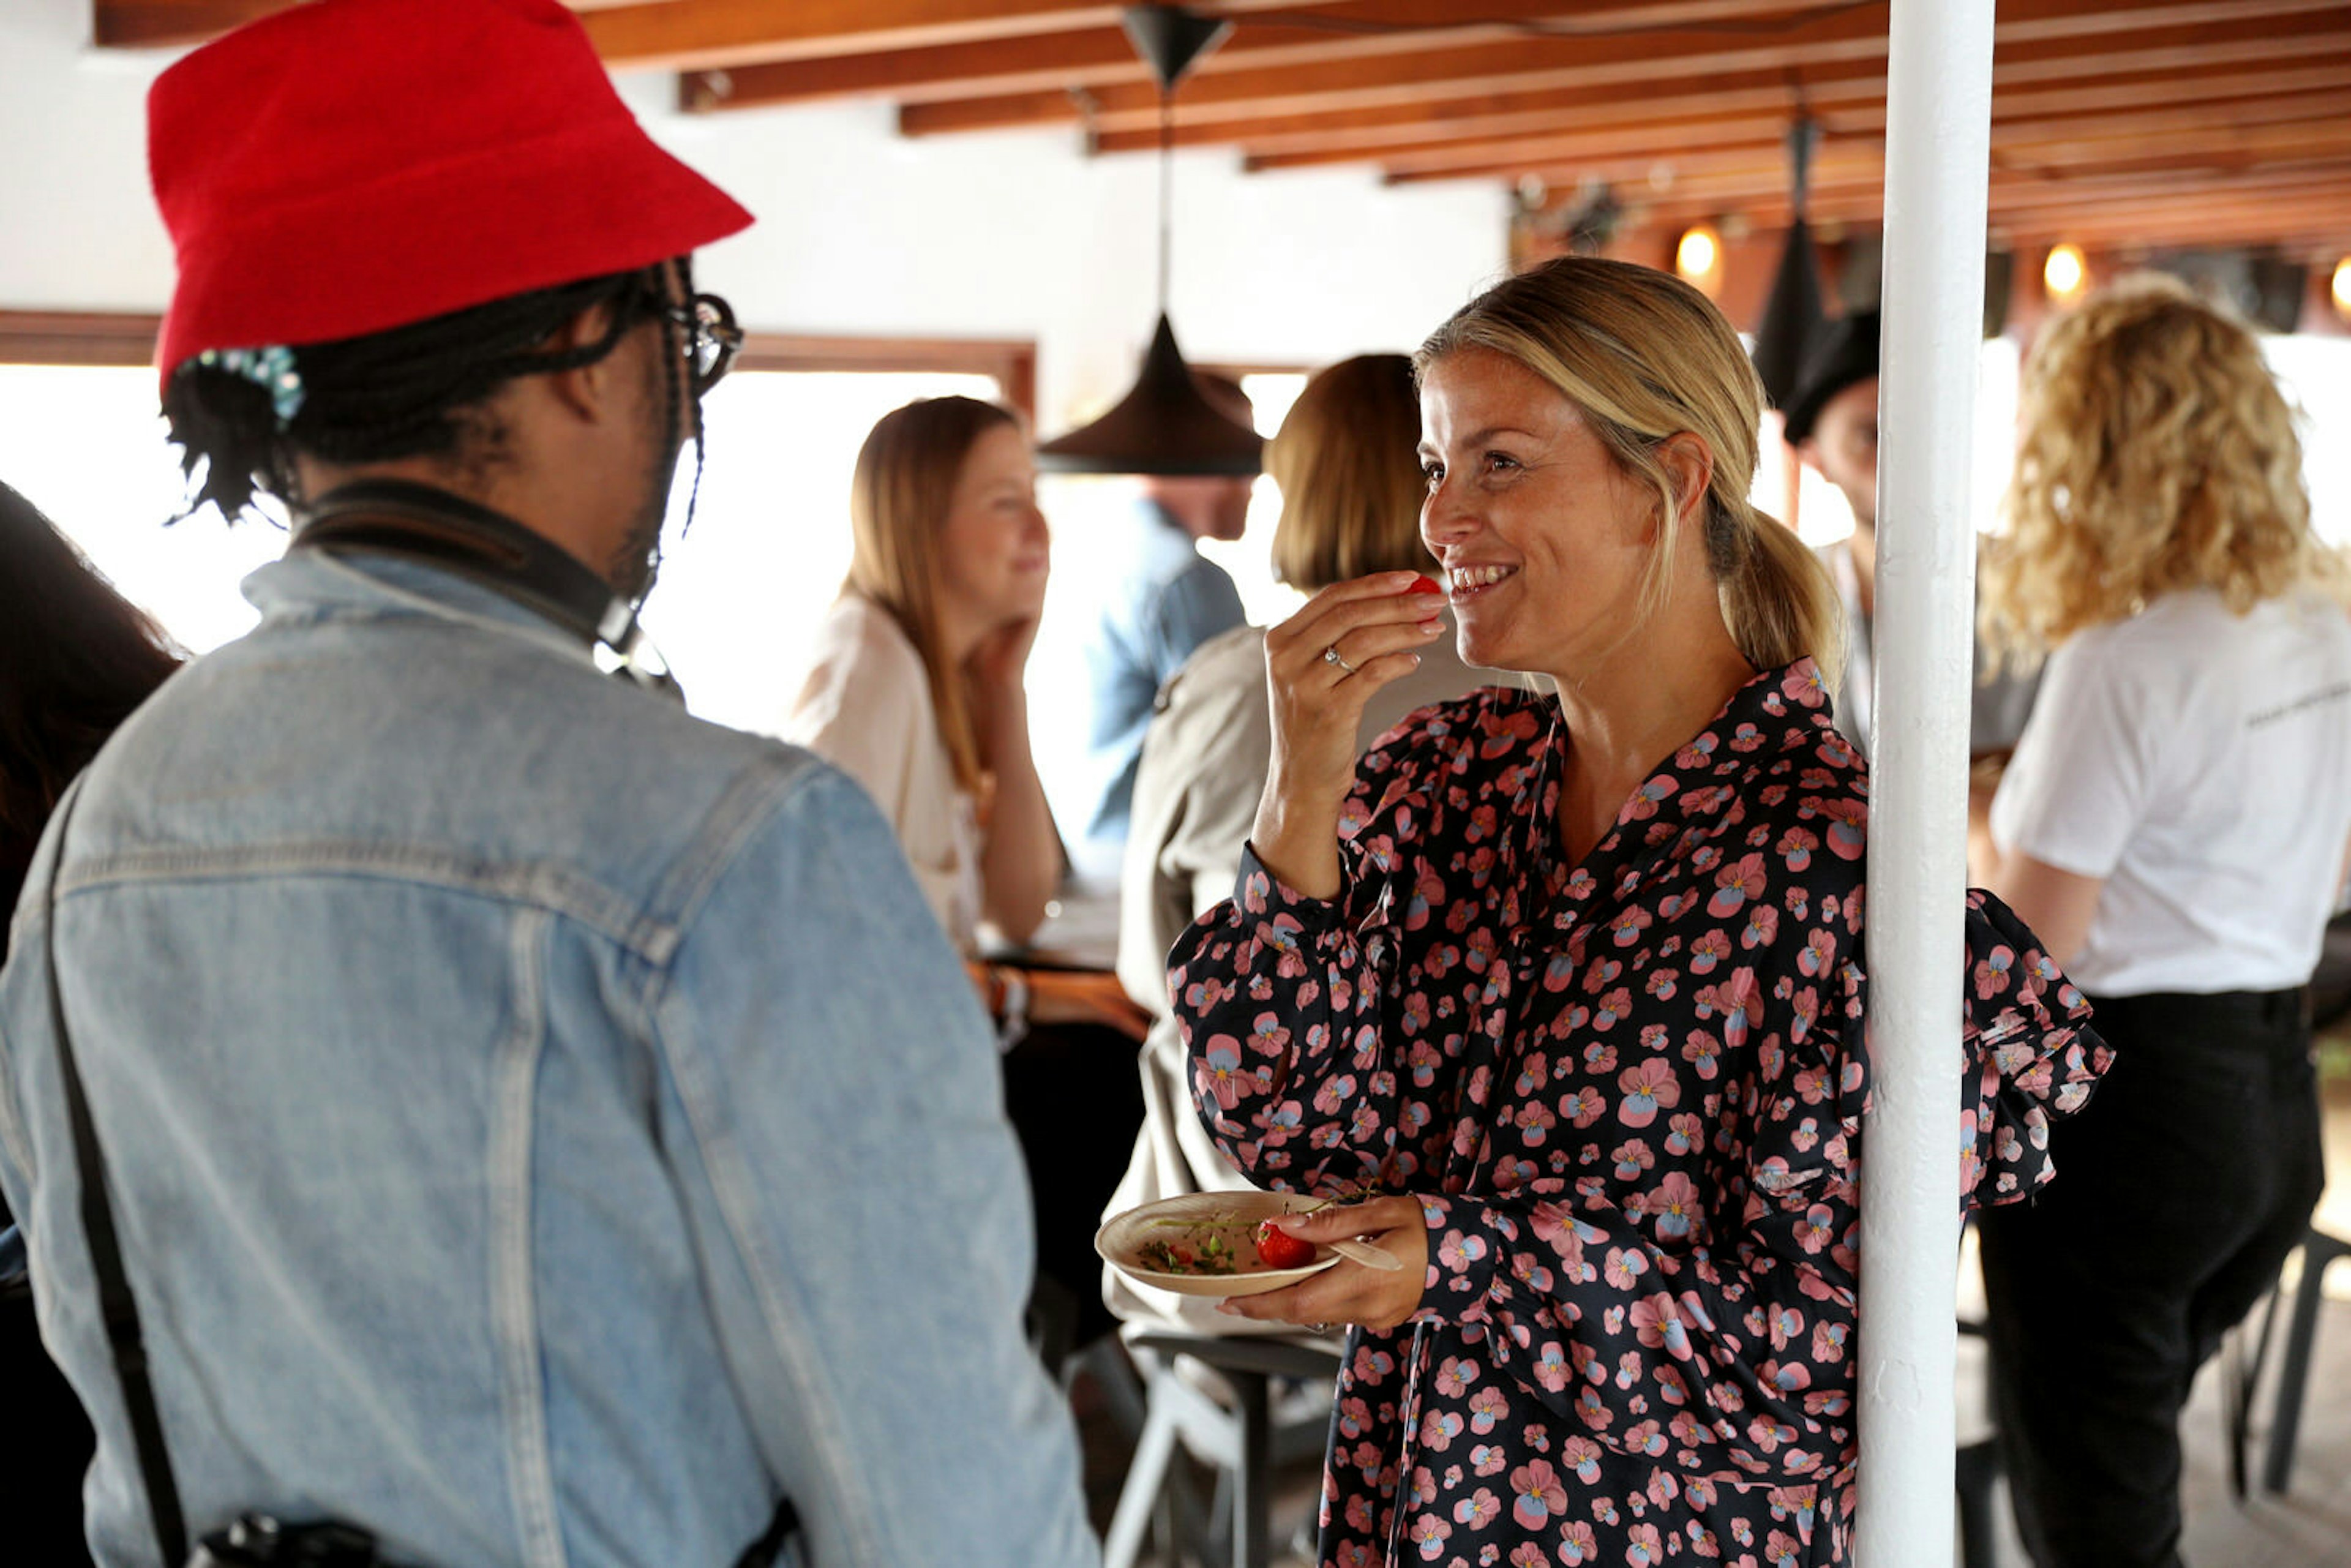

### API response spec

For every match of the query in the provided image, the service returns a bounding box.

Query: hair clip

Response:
[196,345,306,428]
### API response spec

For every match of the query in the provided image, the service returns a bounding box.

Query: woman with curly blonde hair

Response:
[1973,275,2351,1567]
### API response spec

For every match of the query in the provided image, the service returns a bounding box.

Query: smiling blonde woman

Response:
[1168,257,2110,1568]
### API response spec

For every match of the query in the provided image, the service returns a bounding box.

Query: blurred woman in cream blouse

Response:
[784,395,1144,1343]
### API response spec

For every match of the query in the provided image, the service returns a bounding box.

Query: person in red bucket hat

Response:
[0,4,1098,1566]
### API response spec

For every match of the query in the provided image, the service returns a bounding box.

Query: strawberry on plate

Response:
[1254,1218,1316,1270]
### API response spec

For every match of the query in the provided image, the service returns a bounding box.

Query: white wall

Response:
[0,0,178,310]
[0,0,1509,426]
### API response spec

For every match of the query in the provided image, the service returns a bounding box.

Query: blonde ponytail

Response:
[1714,500,1842,688]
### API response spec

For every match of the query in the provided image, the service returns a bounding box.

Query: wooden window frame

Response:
[0,311,162,368]
[0,312,1038,418]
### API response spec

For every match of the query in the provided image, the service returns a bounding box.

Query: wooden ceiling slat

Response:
[1389,120,2351,197]
[1595,162,2351,236]
[1101,24,2351,158]
[1594,197,2351,261]
[1234,54,2351,173]
[88,0,1355,70]
[680,0,1820,113]
[1335,88,2351,186]
[579,0,1363,73]
[894,0,2338,139]
[1993,121,2351,182]
[2000,214,2351,251]
[94,0,287,45]
[93,0,662,50]
[1188,66,1888,163]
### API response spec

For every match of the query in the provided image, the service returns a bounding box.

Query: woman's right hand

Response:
[1253,571,1448,898]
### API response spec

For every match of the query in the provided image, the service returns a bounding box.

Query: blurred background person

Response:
[1069,376,1257,877]
[0,478,181,1567]
[1104,353,1521,1333]
[1972,276,2351,1568]
[1780,307,2037,759]
[782,394,1146,1350]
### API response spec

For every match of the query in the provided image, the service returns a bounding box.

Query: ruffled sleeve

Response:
[1956,887,2112,1209]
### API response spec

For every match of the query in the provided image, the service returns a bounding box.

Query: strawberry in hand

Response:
[1254,1218,1317,1270]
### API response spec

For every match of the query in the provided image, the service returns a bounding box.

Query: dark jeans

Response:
[1001,1020,1145,1349]
[1977,988,2325,1568]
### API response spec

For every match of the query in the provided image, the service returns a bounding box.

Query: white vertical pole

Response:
[1858,0,1994,1561]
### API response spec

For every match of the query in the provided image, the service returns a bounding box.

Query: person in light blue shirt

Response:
[1071,380,1256,875]
[0,4,1095,1566]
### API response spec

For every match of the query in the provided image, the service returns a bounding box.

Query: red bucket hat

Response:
[149,0,753,398]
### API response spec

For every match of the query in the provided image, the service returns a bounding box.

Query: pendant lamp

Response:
[1035,4,1263,477]
[1750,117,1828,410]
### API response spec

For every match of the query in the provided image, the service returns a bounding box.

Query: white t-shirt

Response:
[1990,587,2351,997]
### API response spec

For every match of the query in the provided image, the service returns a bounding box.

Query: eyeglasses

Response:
[658,291,743,397]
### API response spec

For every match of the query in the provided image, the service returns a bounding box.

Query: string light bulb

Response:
[2044,243,2088,302]
[1676,223,1722,289]
[2333,257,2351,316]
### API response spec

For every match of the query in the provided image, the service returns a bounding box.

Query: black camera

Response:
[189,1515,381,1567]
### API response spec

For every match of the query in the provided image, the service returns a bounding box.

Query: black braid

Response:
[165,267,665,523]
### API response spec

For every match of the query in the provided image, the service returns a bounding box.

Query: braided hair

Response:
[164,260,689,526]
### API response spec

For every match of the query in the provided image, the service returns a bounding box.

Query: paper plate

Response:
[1095,1190,1340,1298]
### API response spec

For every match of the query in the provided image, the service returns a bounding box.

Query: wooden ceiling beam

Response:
[1989,162,2351,214]
[1181,65,1884,163]
[1234,55,2351,173]
[1991,123,2351,184]
[581,0,1354,73]
[94,0,662,50]
[1597,161,2351,238]
[1575,192,2351,261]
[1098,27,2350,159]
[2000,216,2351,254]
[1342,89,2351,186]
[681,0,1812,113]
[94,0,288,45]
[897,0,2341,139]
[90,0,1352,69]
[1501,159,2351,254]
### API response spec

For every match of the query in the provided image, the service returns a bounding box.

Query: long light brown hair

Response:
[844,395,1022,793]
[1267,354,1438,593]
[1982,274,2338,667]
[1415,256,1840,683]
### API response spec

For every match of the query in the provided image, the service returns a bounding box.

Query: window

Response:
[0,313,1033,736]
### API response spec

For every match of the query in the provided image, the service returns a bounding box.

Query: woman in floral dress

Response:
[1168,257,2110,1567]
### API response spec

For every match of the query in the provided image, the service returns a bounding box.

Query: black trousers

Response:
[1977,988,2325,1568]
[1000,1020,1146,1349]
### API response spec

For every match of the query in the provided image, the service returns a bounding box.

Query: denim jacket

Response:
[0,548,1097,1568]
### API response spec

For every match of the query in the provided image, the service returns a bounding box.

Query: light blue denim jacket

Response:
[0,547,1097,1568]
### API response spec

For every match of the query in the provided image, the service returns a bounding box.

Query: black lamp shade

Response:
[1034,313,1263,477]
[1752,216,1827,409]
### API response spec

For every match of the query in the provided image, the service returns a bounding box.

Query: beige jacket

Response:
[1104,618,1528,1332]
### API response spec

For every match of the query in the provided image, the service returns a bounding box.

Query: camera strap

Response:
[290,479,684,703]
[43,778,192,1567]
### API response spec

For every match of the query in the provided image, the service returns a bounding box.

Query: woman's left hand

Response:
[1217,1196,1430,1333]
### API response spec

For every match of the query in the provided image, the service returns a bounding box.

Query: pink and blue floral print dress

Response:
[1169,659,2110,1568]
